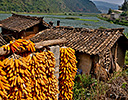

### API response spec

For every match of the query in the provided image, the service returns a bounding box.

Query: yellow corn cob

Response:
[0,61,10,99]
[1,47,59,99]
[59,47,77,100]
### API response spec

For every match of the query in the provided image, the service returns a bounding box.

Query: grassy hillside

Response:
[0,0,70,13]
[0,0,100,13]
[63,0,100,13]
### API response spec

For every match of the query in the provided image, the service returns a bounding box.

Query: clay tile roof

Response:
[31,27,127,56]
[0,13,46,32]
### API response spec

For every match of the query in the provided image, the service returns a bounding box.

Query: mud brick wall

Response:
[76,52,92,75]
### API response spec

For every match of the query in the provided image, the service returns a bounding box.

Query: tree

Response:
[121,0,128,11]
[120,12,127,16]
[107,8,112,14]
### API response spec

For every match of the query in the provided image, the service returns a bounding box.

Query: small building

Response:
[110,12,120,20]
[0,13,50,41]
[31,27,128,78]
[110,10,123,20]
[114,10,123,13]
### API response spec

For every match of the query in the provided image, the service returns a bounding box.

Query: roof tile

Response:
[0,13,49,32]
[30,27,127,56]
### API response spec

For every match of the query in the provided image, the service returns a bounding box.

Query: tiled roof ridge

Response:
[94,28,124,31]
[12,13,44,20]
[52,26,124,33]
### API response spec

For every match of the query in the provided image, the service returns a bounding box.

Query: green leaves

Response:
[0,0,100,13]
[73,74,97,99]
[125,51,128,65]
[121,82,127,89]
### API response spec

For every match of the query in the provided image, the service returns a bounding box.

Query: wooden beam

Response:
[35,38,66,49]
[0,38,66,56]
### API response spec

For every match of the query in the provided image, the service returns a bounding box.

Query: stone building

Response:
[30,27,128,77]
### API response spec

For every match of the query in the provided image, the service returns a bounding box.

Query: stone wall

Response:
[49,45,60,99]
[50,45,60,79]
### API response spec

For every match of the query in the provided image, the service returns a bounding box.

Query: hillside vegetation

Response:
[121,0,128,11]
[0,0,100,13]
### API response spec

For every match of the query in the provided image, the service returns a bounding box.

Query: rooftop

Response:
[31,27,127,56]
[0,13,49,32]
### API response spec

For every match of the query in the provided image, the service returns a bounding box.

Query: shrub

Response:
[73,69,128,100]
[99,26,107,29]
[120,12,127,16]
[125,51,128,65]
[73,74,97,100]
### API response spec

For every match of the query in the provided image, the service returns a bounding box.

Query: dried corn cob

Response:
[3,54,32,99]
[25,51,58,100]
[1,39,35,54]
[1,41,59,99]
[44,51,59,100]
[0,61,10,99]
[59,47,77,100]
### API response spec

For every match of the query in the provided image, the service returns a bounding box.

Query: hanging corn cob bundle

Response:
[44,51,59,100]
[1,39,35,54]
[0,61,10,100]
[0,38,59,99]
[25,52,48,100]
[24,51,59,100]
[59,47,77,100]
[2,54,32,99]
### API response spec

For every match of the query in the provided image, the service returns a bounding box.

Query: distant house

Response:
[110,10,123,20]
[110,12,120,20]
[31,27,128,79]
[114,10,123,13]
[0,13,50,41]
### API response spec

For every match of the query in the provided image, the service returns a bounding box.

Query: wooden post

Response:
[35,38,66,49]
[110,50,116,72]
[114,43,122,72]
[115,43,118,63]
